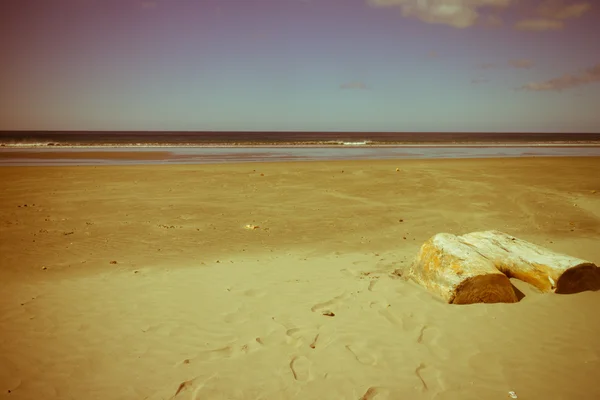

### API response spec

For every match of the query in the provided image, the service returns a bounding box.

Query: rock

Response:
[408,230,600,304]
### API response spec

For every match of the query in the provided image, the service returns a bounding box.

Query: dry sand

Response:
[1,157,599,400]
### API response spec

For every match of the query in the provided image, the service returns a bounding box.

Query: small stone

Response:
[392,269,403,277]
[109,260,118,264]
[322,310,335,317]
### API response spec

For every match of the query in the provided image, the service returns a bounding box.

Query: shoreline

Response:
[2,141,600,149]
[2,145,600,166]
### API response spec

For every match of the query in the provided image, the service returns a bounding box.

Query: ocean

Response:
[1,131,600,166]
[2,131,600,147]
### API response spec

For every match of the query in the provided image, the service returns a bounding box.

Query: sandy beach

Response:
[1,157,599,400]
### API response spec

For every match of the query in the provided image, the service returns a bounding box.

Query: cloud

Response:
[536,0,591,19]
[366,0,591,31]
[340,82,368,90]
[514,18,564,30]
[366,0,514,29]
[478,59,535,69]
[519,63,600,91]
[515,1,591,31]
[478,13,504,27]
[471,78,491,84]
[509,59,535,69]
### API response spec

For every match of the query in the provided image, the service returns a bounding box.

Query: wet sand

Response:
[0,150,174,160]
[2,145,600,167]
[1,157,599,400]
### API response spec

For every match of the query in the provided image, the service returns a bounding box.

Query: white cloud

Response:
[514,18,564,30]
[366,0,514,29]
[366,0,592,31]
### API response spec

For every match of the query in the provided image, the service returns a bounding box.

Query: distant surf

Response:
[1,131,600,148]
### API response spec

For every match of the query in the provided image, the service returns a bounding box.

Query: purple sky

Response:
[1,0,599,132]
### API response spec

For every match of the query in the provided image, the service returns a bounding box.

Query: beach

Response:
[1,156,599,400]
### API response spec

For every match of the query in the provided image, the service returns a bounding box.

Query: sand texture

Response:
[1,157,599,400]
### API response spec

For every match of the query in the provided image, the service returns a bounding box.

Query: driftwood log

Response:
[408,230,600,305]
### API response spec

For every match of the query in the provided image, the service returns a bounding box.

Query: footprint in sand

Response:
[340,268,364,278]
[285,327,322,349]
[238,336,266,355]
[416,324,448,359]
[369,302,421,332]
[290,355,312,381]
[415,363,429,392]
[359,386,390,400]
[242,288,267,298]
[141,322,177,336]
[170,373,217,399]
[346,344,377,366]
[369,302,401,326]
[367,279,378,292]
[223,308,250,324]
[182,345,235,364]
[311,292,350,314]
[181,337,266,366]
[271,317,322,348]
[416,325,428,344]
[309,333,320,349]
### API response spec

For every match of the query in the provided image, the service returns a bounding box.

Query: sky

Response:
[1,0,599,132]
